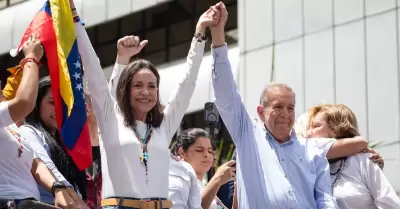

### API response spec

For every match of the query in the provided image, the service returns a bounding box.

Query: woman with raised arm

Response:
[0,34,76,209]
[70,0,220,208]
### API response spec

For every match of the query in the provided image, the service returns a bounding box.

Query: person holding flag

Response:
[9,0,93,172]
[0,34,78,209]
[7,0,94,208]
[70,0,221,208]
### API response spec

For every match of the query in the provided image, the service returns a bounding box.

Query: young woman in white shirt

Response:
[170,128,236,209]
[0,34,76,209]
[70,0,220,208]
[306,104,400,209]
[19,76,89,208]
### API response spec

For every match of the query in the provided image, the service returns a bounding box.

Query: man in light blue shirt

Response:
[210,3,337,209]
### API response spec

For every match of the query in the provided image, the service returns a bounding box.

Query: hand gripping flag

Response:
[10,0,92,170]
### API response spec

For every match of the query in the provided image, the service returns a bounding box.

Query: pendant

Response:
[139,149,145,164]
[143,152,149,161]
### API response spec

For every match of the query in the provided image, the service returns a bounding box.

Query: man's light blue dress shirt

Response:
[211,44,337,209]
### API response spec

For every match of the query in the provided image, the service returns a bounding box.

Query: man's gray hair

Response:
[259,82,296,106]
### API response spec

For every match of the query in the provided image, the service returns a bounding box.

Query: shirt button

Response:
[288,190,293,195]
[281,158,285,162]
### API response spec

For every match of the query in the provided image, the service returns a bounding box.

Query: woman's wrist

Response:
[116,55,130,65]
[21,57,42,68]
[195,23,207,34]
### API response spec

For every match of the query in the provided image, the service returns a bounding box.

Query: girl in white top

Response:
[169,154,202,209]
[306,104,400,209]
[170,128,235,209]
[70,0,220,207]
[0,34,75,208]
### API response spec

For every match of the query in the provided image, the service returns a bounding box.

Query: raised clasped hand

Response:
[197,5,221,32]
[210,2,228,31]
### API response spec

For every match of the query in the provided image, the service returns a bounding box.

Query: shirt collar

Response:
[265,127,298,146]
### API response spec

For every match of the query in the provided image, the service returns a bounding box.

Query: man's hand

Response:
[210,2,228,47]
[116,36,148,65]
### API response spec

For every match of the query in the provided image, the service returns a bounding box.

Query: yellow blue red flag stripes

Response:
[13,0,92,170]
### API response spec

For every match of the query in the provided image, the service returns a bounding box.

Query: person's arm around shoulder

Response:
[210,2,254,146]
[312,147,338,209]
[1,34,42,128]
[312,136,385,169]
[109,36,148,99]
[360,153,400,208]
[325,136,368,160]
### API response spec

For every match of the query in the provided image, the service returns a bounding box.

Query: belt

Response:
[101,198,173,209]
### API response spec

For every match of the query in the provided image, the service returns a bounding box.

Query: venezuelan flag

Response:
[12,0,92,170]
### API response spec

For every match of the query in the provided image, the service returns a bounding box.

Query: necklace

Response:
[330,159,345,193]
[7,126,23,157]
[132,123,153,184]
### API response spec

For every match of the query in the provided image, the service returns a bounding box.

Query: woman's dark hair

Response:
[172,128,213,155]
[116,59,164,128]
[25,76,87,199]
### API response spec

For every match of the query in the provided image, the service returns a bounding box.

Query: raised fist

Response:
[117,35,148,58]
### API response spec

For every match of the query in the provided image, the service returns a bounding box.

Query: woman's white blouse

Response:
[331,153,400,209]
[75,23,205,199]
[0,102,40,200]
[168,159,202,209]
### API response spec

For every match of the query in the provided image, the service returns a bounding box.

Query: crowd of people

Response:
[1,0,400,208]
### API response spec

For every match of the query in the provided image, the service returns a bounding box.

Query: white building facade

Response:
[0,0,399,192]
[238,0,400,192]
